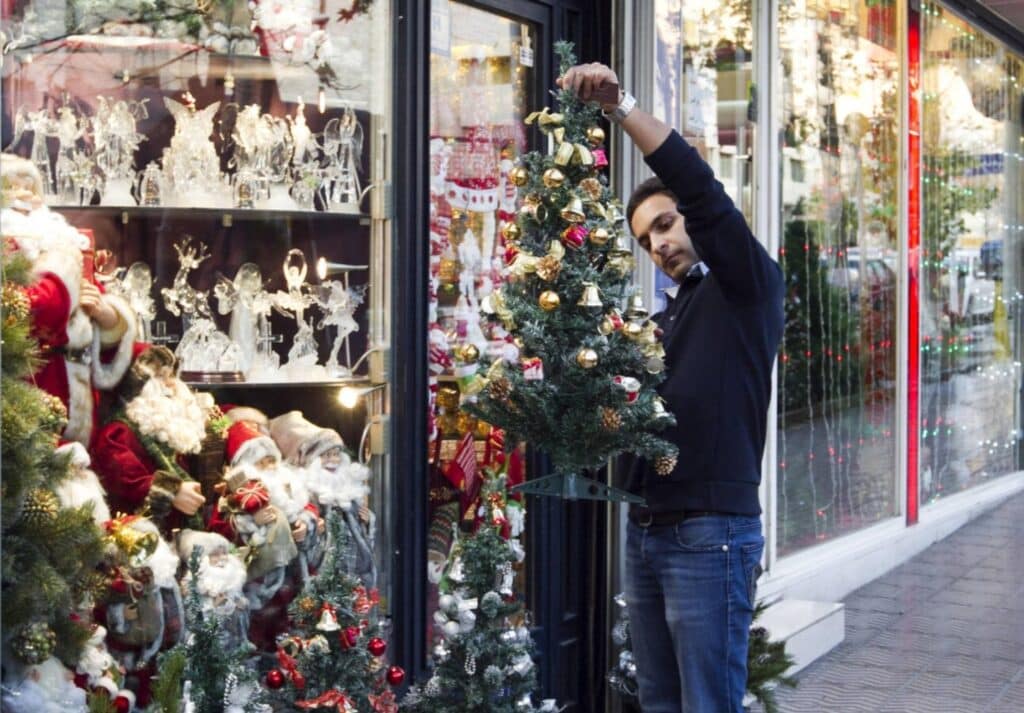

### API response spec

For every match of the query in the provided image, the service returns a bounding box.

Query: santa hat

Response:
[117,343,177,402]
[55,440,91,468]
[225,420,281,466]
[222,405,270,430]
[176,529,232,561]
[269,410,345,467]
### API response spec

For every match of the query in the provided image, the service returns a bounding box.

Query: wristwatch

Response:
[603,91,637,124]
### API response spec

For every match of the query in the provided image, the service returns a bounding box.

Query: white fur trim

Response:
[147,536,181,590]
[115,689,137,708]
[91,293,137,390]
[224,406,269,427]
[54,466,111,525]
[55,441,90,467]
[30,235,83,309]
[93,676,119,697]
[232,436,281,466]
[63,359,93,446]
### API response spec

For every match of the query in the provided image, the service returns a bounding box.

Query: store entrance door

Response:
[424,0,611,710]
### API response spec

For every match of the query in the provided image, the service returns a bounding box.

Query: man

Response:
[558,64,784,712]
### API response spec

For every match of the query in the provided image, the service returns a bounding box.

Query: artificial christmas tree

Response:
[261,511,400,712]
[403,467,556,713]
[467,43,676,503]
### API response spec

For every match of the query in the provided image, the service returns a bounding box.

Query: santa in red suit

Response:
[91,344,214,533]
[1,154,136,445]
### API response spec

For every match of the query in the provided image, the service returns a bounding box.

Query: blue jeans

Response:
[625,514,764,712]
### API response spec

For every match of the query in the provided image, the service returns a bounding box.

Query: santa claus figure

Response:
[217,419,324,583]
[98,515,183,683]
[176,530,251,651]
[74,624,135,711]
[91,345,213,533]
[1,657,88,713]
[269,410,375,586]
[53,440,111,525]
[1,154,136,446]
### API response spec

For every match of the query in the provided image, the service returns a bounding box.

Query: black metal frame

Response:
[389,0,613,706]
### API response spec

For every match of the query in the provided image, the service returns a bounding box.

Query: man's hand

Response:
[292,518,308,543]
[557,63,621,112]
[172,481,205,516]
[79,281,120,329]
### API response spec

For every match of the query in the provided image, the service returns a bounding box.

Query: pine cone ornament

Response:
[13,621,57,664]
[19,488,59,527]
[488,377,513,404]
[601,407,622,431]
[535,255,562,282]
[578,177,603,201]
[40,393,68,433]
[654,454,678,476]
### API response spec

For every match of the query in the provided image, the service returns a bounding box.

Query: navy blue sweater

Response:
[622,131,784,515]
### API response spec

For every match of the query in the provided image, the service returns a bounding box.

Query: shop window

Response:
[776,0,900,555]
[919,5,1024,505]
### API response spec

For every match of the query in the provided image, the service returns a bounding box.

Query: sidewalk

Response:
[757,491,1024,713]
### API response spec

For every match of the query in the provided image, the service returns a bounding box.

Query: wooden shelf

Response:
[52,204,370,225]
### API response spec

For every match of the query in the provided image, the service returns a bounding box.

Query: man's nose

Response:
[651,235,671,257]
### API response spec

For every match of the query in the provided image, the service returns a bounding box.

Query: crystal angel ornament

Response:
[93,96,148,206]
[273,249,327,381]
[214,263,276,377]
[104,262,157,342]
[260,114,296,209]
[161,94,224,208]
[53,103,87,204]
[314,280,366,377]
[319,105,363,212]
[8,106,57,198]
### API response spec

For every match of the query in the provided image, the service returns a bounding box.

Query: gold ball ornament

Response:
[589,227,611,246]
[19,488,59,527]
[586,126,606,146]
[535,255,562,282]
[654,454,678,476]
[542,167,566,189]
[575,348,599,369]
[501,221,522,242]
[538,291,561,311]
[12,622,57,665]
[509,165,529,187]
[578,177,603,201]
[623,321,644,339]
[2,283,30,321]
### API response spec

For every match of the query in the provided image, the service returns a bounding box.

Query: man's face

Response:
[629,193,698,283]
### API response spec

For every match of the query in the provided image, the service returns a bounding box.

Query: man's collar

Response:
[661,262,708,302]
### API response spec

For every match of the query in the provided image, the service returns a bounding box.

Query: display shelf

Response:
[184,377,372,389]
[51,204,370,224]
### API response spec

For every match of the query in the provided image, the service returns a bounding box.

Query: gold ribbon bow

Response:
[506,240,566,279]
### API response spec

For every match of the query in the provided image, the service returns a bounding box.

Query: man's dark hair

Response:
[625,176,678,231]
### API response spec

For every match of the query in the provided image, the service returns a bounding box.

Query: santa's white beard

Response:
[240,462,310,523]
[54,467,111,525]
[304,455,370,509]
[1,658,86,713]
[144,536,181,589]
[76,627,117,684]
[192,555,248,615]
[126,377,212,454]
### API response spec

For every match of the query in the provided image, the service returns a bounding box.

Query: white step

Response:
[757,598,845,675]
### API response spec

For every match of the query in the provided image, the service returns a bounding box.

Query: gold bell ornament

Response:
[575,348,599,369]
[520,195,548,222]
[623,320,644,339]
[586,126,606,146]
[509,165,529,187]
[577,282,603,311]
[542,168,566,189]
[625,293,649,319]
[608,233,633,259]
[539,290,561,311]
[316,604,341,632]
[560,196,586,224]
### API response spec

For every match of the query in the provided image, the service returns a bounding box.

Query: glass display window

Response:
[1,1,397,708]
[775,0,901,555]
[919,3,1024,505]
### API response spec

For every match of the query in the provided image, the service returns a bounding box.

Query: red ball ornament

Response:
[340,625,359,649]
[367,637,387,657]
[114,696,131,713]
[386,665,406,686]
[266,669,285,689]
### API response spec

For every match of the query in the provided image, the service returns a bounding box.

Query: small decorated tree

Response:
[262,511,402,712]
[403,467,557,713]
[466,42,676,502]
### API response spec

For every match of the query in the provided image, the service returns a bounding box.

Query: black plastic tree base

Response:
[510,472,645,504]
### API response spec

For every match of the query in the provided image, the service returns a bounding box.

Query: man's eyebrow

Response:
[635,210,674,243]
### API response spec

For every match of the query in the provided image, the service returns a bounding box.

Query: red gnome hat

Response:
[224,420,281,467]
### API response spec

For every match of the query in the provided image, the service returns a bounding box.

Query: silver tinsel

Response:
[465,652,477,675]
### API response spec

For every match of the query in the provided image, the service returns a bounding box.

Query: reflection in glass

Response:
[652,0,757,312]
[776,0,899,555]
[919,5,1023,504]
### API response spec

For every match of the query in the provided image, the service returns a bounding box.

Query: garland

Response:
[337,0,375,23]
